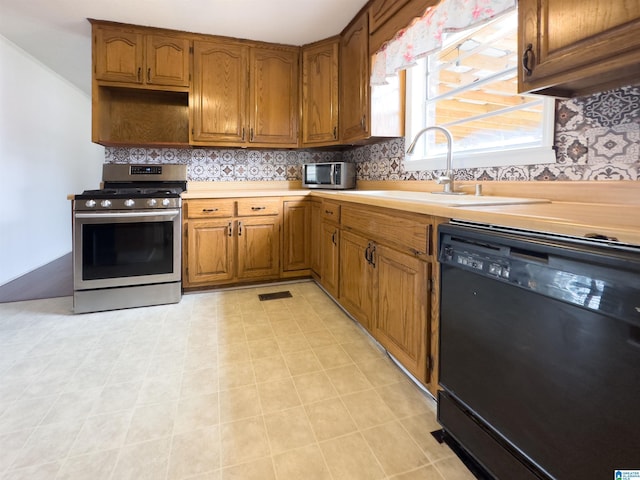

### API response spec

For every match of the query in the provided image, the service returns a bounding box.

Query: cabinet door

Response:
[339,231,373,331]
[249,47,299,146]
[320,221,340,298]
[519,0,640,95]
[237,217,280,279]
[187,219,234,285]
[192,41,249,144]
[94,27,143,84]
[302,39,339,145]
[340,13,369,142]
[146,35,190,87]
[374,245,430,383]
[283,200,310,272]
[310,200,322,275]
[368,0,411,34]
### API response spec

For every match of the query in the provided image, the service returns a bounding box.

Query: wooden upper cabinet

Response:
[94,26,189,88]
[518,0,640,96]
[191,41,298,147]
[368,0,436,53]
[145,35,190,87]
[250,47,299,146]
[191,40,248,145]
[301,38,339,146]
[94,27,143,84]
[369,0,411,34]
[340,12,370,142]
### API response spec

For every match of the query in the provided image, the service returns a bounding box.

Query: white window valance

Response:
[371,0,517,85]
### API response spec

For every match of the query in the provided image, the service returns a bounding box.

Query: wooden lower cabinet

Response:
[338,230,430,384]
[373,244,430,384]
[339,230,373,332]
[320,221,340,298]
[335,202,435,389]
[310,199,322,275]
[282,200,311,273]
[183,198,282,288]
[237,217,280,279]
[186,218,234,284]
[185,217,279,286]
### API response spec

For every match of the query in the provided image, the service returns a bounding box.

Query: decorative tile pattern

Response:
[583,86,640,127]
[105,85,640,182]
[587,124,639,164]
[104,147,341,182]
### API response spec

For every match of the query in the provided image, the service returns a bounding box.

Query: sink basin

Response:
[341,190,549,207]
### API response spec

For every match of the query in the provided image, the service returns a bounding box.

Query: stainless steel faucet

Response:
[406,126,458,194]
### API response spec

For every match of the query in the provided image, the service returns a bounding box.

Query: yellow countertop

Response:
[182,184,640,246]
[181,189,310,199]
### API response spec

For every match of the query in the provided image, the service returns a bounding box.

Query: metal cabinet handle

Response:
[325,210,333,215]
[238,221,243,236]
[333,126,337,140]
[251,206,266,211]
[331,230,337,245]
[242,127,245,141]
[202,208,219,213]
[522,43,534,76]
[137,67,141,81]
[364,242,376,266]
[227,221,232,237]
[250,128,254,141]
[147,67,151,82]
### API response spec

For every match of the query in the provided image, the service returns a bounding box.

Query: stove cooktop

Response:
[75,188,182,200]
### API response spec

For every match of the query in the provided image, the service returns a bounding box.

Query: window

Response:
[404,10,556,171]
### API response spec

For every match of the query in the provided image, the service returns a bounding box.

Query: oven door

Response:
[73,209,181,290]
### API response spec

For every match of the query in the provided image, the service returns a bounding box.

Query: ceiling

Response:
[0,0,369,95]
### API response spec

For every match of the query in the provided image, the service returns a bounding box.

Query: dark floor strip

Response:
[0,252,73,303]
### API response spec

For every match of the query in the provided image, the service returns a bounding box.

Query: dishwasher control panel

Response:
[442,245,510,278]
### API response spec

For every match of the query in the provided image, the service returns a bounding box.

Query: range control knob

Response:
[124,199,135,207]
[100,200,112,208]
[162,198,171,207]
[85,200,96,208]
[147,198,157,207]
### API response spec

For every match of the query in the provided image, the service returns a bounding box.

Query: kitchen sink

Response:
[340,190,549,207]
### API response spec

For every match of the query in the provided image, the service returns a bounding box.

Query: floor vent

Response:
[258,291,292,301]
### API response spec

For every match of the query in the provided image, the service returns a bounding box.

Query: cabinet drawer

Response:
[237,197,280,216]
[186,200,235,219]
[321,201,341,223]
[341,204,431,256]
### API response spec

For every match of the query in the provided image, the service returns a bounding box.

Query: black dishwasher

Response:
[437,222,640,480]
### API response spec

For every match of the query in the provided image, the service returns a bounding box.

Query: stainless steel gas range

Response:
[72,164,187,313]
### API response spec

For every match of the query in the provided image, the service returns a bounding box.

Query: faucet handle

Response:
[436,176,452,185]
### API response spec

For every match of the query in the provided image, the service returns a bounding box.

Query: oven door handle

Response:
[74,209,180,220]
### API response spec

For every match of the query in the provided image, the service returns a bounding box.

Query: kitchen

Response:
[2,0,640,479]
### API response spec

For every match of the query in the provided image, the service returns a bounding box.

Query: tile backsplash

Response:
[105,85,640,182]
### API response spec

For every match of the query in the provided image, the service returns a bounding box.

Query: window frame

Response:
[402,12,557,173]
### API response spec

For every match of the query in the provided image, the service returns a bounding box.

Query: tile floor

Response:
[0,281,475,480]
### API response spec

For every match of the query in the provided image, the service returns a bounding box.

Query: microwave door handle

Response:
[74,210,180,220]
[330,163,336,184]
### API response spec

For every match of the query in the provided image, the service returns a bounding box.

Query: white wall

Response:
[0,34,104,286]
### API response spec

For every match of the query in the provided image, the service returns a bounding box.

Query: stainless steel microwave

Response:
[302,162,356,189]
